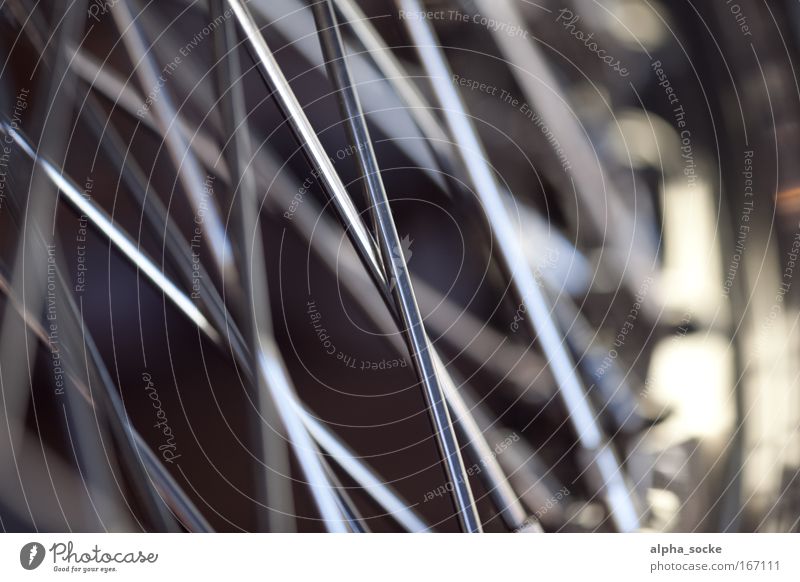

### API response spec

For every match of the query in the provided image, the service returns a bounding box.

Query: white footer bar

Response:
[0,533,797,580]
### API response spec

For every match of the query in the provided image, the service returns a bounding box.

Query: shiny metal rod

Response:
[111,0,237,286]
[227,0,481,531]
[65,26,529,530]
[225,0,384,281]
[397,0,640,532]
[2,121,422,532]
[310,0,480,532]
[211,0,296,532]
[2,121,350,532]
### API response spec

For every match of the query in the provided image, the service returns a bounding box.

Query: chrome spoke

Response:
[397,0,641,531]
[0,122,405,533]
[310,0,480,532]
[110,0,237,285]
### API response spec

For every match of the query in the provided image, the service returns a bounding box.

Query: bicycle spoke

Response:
[310,0,481,532]
[397,0,641,531]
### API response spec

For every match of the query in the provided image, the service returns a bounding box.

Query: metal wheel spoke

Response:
[310,0,481,532]
[397,0,641,531]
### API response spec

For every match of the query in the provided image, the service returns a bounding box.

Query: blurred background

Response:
[1,0,800,532]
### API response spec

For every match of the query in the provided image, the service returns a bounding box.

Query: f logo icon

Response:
[20,542,45,570]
